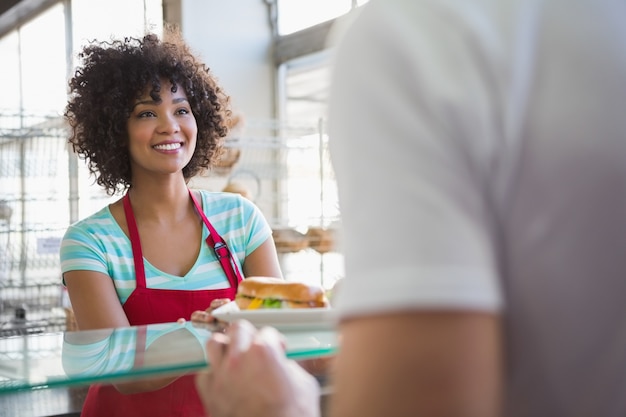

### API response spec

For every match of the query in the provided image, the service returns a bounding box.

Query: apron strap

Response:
[188,189,243,290]
[123,193,147,288]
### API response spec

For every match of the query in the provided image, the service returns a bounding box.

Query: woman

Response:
[60,28,282,417]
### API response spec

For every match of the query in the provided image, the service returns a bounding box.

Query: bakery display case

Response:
[0,321,338,392]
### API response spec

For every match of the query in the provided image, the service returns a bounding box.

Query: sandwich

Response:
[235,277,329,310]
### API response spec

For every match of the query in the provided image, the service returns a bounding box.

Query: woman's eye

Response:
[176,108,190,115]
[138,111,156,118]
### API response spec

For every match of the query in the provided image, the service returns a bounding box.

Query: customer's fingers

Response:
[224,320,256,361]
[257,326,288,353]
[206,331,229,369]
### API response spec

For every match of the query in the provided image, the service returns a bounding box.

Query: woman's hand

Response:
[195,319,320,417]
[189,298,232,324]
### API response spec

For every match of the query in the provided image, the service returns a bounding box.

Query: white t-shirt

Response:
[329,0,626,415]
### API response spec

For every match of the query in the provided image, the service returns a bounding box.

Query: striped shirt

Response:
[60,191,272,304]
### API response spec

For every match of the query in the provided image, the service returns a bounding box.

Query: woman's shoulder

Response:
[64,205,121,238]
[196,189,253,210]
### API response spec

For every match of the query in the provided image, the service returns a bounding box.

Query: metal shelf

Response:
[190,118,344,288]
[0,113,68,335]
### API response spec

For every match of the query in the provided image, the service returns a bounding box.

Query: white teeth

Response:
[153,143,182,151]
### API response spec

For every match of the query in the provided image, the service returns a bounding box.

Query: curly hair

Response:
[64,28,231,195]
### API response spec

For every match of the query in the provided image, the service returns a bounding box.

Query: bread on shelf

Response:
[306,226,336,254]
[272,227,309,253]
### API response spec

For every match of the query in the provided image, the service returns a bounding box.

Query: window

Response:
[0,0,164,295]
[276,0,368,35]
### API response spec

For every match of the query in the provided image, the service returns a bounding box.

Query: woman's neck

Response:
[126,181,194,225]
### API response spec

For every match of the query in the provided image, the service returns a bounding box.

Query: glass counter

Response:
[0,321,338,393]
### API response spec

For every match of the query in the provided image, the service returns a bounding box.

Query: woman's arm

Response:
[64,270,130,330]
[329,311,503,417]
[242,237,283,278]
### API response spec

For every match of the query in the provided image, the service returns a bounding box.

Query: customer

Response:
[195,0,626,416]
[60,28,282,417]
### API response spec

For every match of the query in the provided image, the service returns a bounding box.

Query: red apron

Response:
[81,189,243,417]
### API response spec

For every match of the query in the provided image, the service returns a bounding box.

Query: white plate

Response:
[212,301,338,331]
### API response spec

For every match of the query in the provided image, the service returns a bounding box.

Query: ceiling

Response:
[0,0,58,39]
[0,0,21,16]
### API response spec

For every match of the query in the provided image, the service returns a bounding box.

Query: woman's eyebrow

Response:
[131,99,156,109]
[131,97,188,109]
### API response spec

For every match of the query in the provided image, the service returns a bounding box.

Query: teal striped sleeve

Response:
[241,197,273,256]
[60,223,110,277]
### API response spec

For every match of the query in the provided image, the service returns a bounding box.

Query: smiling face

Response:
[126,80,198,183]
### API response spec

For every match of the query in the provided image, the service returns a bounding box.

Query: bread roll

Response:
[235,277,329,309]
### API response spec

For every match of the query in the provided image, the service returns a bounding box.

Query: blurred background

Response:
[0,0,369,337]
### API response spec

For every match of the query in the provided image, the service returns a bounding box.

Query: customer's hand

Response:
[195,319,321,417]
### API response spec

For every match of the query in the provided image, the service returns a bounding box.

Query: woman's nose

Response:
[159,114,180,133]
